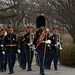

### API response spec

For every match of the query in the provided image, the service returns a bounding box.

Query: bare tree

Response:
[46,0,75,43]
[0,0,75,43]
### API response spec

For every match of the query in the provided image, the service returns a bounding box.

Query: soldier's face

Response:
[20,32,24,36]
[53,30,58,34]
[27,28,32,33]
[2,30,6,35]
[8,30,13,34]
[39,26,44,30]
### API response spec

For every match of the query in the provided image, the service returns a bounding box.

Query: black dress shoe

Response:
[9,71,14,74]
[4,69,6,71]
[27,69,32,71]
[45,67,50,70]
[9,72,12,74]
[41,73,45,75]
[1,70,4,72]
[55,68,58,71]
[12,71,14,73]
[22,67,26,70]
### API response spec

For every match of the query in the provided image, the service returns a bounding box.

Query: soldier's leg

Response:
[26,50,32,71]
[52,51,58,70]
[49,52,52,69]
[0,53,4,72]
[6,53,13,74]
[37,50,44,75]
[12,53,16,71]
[23,53,26,69]
[31,50,34,64]
[3,54,7,71]
[21,53,26,70]
[44,49,51,69]
[17,53,22,68]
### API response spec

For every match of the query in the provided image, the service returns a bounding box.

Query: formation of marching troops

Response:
[0,15,62,75]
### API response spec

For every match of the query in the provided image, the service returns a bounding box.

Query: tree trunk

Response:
[71,35,75,43]
[69,28,75,43]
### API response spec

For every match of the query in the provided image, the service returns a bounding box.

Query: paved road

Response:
[0,61,75,75]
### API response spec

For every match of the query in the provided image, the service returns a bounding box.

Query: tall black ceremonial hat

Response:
[36,15,45,28]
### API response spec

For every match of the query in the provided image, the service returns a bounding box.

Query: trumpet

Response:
[56,33,62,50]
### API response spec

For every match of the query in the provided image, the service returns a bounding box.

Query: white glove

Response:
[18,49,21,53]
[0,44,3,47]
[55,44,58,47]
[45,40,51,44]
[2,51,5,55]
[47,44,50,47]
[55,42,60,47]
[28,43,30,46]
[57,42,60,46]
[28,43,33,46]
[32,45,36,50]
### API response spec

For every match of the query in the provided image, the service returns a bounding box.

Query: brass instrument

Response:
[29,32,34,49]
[56,33,62,50]
[28,32,36,50]
[45,29,51,47]
[58,34,62,50]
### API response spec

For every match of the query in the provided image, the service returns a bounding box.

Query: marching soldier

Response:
[4,25,17,74]
[17,29,26,70]
[49,27,62,70]
[0,28,7,72]
[33,15,46,75]
[0,30,3,72]
[24,25,34,71]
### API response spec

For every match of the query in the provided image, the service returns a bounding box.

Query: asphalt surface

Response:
[0,61,75,75]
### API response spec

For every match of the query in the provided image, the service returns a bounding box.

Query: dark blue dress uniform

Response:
[0,28,7,72]
[34,29,45,75]
[0,35,5,72]
[34,15,46,75]
[24,32,34,71]
[4,32,17,74]
[17,35,26,70]
[50,34,59,70]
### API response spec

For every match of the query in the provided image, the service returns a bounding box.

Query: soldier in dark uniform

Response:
[4,26,17,74]
[17,29,26,70]
[0,28,7,72]
[0,29,4,72]
[33,16,46,75]
[24,25,34,71]
[49,27,61,70]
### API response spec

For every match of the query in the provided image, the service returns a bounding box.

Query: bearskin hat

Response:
[36,16,45,28]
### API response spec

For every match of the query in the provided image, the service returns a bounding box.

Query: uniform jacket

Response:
[0,35,5,53]
[17,36,25,52]
[33,29,46,51]
[24,33,30,50]
[50,34,59,50]
[4,33,17,53]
